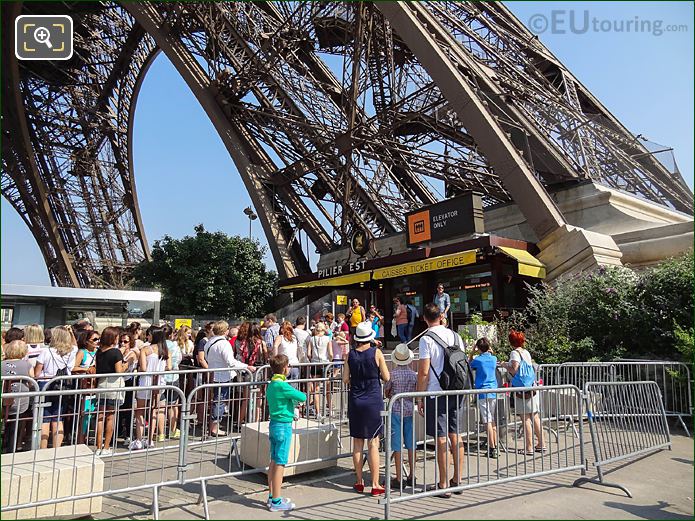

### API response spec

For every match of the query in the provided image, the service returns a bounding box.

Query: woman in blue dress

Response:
[343,321,390,496]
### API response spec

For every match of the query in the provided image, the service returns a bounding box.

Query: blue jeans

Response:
[397,324,408,343]
[211,385,229,423]
[406,324,415,342]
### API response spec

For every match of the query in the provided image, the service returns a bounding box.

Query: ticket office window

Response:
[392,275,426,315]
[442,265,493,316]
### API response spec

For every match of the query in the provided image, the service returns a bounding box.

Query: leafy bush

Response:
[494,252,693,364]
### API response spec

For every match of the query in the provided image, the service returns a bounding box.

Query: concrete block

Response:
[1,445,103,520]
[240,420,338,476]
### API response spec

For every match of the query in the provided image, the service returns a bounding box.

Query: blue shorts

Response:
[269,421,292,465]
[391,414,414,452]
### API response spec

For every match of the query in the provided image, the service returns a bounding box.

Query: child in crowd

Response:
[384,343,418,487]
[265,354,307,511]
[335,313,350,342]
[469,337,498,458]
[331,331,349,365]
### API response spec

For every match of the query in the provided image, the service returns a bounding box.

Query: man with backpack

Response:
[416,303,472,498]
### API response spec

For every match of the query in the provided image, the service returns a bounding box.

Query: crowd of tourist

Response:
[2,290,544,512]
[0,309,383,453]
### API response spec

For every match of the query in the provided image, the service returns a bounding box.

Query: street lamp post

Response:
[243,206,257,240]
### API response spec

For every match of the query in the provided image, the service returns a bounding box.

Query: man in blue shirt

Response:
[469,337,498,458]
[433,284,450,323]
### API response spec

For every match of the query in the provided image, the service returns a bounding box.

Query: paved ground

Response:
[98,434,694,520]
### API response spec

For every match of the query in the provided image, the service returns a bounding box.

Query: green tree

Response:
[132,225,277,318]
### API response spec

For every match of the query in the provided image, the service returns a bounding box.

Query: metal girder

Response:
[1,1,152,287]
[124,2,315,279]
[3,1,691,288]
[377,2,566,239]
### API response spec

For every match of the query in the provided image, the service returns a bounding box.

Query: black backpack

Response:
[45,351,70,391]
[425,331,473,391]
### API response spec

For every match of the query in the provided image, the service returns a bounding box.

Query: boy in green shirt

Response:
[265,354,307,511]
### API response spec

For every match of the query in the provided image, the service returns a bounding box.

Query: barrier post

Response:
[573,381,672,497]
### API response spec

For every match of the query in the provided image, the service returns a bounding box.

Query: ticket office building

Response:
[279,235,545,334]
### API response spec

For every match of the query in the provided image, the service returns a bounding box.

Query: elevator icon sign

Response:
[15,15,73,61]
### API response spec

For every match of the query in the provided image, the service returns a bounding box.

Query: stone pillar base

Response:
[537,225,623,281]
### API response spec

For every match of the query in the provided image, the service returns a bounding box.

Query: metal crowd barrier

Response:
[1,375,41,452]
[553,361,692,435]
[2,358,683,519]
[380,385,586,519]
[181,375,354,519]
[1,384,185,520]
[536,364,562,387]
[573,381,671,497]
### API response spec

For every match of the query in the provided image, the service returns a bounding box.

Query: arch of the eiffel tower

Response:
[2,2,692,288]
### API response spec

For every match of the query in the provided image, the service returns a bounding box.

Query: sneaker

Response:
[211,429,226,437]
[266,497,291,508]
[157,434,166,443]
[99,448,114,457]
[94,448,102,456]
[488,447,499,459]
[268,498,295,512]
[129,439,143,451]
[171,429,181,440]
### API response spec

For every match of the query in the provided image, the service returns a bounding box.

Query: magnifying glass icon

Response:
[33,26,53,49]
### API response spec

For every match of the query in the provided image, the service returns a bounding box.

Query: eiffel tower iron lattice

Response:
[2,1,692,287]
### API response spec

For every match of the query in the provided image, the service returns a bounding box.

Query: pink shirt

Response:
[395,305,408,325]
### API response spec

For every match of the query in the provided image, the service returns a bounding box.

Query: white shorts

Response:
[478,397,497,423]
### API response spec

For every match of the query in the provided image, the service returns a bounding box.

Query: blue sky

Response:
[2,1,693,286]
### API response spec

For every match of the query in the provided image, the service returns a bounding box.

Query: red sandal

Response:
[353,483,365,493]
[371,486,385,496]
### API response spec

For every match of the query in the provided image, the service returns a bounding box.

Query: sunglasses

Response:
[90,336,100,342]
[121,339,130,344]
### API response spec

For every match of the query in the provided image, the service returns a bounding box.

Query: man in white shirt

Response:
[205,320,254,436]
[417,303,466,498]
[293,316,310,361]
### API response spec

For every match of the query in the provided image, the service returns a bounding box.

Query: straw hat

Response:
[392,343,414,365]
[353,321,376,343]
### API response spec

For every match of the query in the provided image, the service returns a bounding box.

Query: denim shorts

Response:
[269,420,293,465]
[211,385,230,423]
[391,414,414,452]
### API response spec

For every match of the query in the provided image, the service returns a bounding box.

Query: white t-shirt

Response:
[277,336,300,365]
[418,325,463,392]
[36,347,77,379]
[309,335,331,363]
[293,328,310,351]
[509,348,532,365]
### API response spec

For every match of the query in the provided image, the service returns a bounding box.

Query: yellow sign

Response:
[336,295,348,305]
[373,250,477,280]
[174,318,192,329]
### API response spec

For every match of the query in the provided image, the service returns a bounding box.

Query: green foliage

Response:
[673,322,694,362]
[495,252,693,364]
[132,225,277,319]
[466,313,490,326]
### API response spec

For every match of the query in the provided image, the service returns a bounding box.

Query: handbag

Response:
[97,376,126,404]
